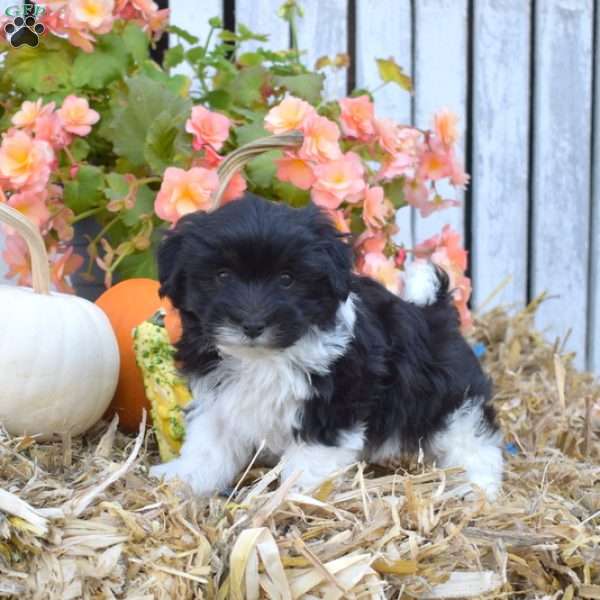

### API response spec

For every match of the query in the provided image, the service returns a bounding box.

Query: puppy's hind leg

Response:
[429,398,503,500]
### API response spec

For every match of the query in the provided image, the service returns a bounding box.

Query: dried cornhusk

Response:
[0,299,598,598]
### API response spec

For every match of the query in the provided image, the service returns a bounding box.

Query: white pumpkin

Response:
[0,203,119,438]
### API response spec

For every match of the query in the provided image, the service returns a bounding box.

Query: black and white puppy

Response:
[150,194,503,498]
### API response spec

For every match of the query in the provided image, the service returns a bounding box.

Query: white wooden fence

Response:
[0,0,597,374]
[169,0,599,372]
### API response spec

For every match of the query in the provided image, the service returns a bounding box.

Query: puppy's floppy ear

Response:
[157,211,205,305]
[305,204,353,300]
[157,226,186,305]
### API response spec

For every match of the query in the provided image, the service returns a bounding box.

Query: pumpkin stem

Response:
[213,131,304,209]
[0,203,51,295]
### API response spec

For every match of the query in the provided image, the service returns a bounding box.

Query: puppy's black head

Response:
[158,194,352,366]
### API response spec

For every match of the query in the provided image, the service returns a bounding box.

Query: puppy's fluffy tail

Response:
[403,260,451,307]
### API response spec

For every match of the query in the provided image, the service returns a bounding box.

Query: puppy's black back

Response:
[297,272,494,452]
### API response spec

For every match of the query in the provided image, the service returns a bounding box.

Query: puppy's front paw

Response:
[149,459,221,497]
[149,461,180,481]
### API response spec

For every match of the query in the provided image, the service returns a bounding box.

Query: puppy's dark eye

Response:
[217,269,231,282]
[279,273,293,288]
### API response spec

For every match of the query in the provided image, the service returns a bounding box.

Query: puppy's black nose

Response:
[242,321,265,339]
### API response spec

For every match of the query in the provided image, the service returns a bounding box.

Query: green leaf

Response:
[273,73,324,104]
[204,90,232,110]
[245,151,280,189]
[376,58,412,91]
[164,44,185,69]
[167,25,199,45]
[6,40,73,94]
[273,180,311,207]
[186,46,206,64]
[139,60,191,96]
[122,22,150,63]
[237,23,268,42]
[382,178,406,209]
[144,110,191,173]
[219,30,239,42]
[64,165,105,214]
[208,16,222,28]
[235,119,268,146]
[72,33,131,89]
[238,52,264,67]
[104,173,129,200]
[69,138,90,161]
[116,248,158,280]
[102,75,191,167]
[122,185,155,226]
[227,65,268,107]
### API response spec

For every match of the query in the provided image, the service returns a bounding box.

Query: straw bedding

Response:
[1,299,599,599]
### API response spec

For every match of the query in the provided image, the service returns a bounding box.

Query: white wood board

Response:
[531,0,593,369]
[295,0,348,100]
[412,0,468,245]
[356,0,414,248]
[471,0,531,310]
[236,0,289,53]
[589,1,600,374]
[169,0,222,80]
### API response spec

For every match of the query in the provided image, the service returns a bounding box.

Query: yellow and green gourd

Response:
[133,311,192,461]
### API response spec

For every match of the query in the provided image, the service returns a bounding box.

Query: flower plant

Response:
[0,0,471,326]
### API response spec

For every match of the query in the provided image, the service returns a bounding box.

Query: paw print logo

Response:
[4,15,45,48]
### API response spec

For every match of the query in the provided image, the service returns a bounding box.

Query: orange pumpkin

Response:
[96,278,162,432]
[161,297,182,345]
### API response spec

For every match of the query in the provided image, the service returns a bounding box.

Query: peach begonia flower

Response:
[414,225,472,329]
[325,208,351,234]
[186,105,231,152]
[264,96,315,134]
[363,185,393,229]
[131,0,158,17]
[356,229,388,256]
[434,108,459,149]
[50,246,84,294]
[311,152,365,209]
[8,189,51,229]
[0,130,54,192]
[361,252,401,295]
[69,0,115,32]
[375,119,421,156]
[2,234,32,286]
[34,112,71,149]
[404,180,460,217]
[66,27,97,52]
[276,154,315,190]
[12,100,54,129]
[299,114,342,162]
[57,95,100,136]
[339,95,375,141]
[47,187,75,242]
[155,166,219,223]
[378,152,415,180]
[221,171,247,204]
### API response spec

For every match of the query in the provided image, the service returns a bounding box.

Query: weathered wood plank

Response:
[412,0,468,244]
[355,0,414,248]
[295,0,348,99]
[169,0,222,79]
[471,0,531,310]
[236,0,289,52]
[531,0,593,369]
[589,3,600,373]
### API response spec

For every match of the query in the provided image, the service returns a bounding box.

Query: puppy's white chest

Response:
[192,354,311,454]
